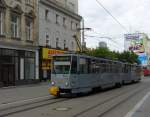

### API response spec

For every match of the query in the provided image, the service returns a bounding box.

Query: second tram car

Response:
[49,54,142,96]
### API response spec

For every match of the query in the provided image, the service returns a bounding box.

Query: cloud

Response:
[79,0,150,51]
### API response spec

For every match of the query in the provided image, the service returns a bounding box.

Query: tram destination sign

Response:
[54,56,71,61]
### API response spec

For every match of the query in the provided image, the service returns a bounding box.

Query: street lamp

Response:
[77,27,91,51]
[73,19,91,53]
[77,19,92,52]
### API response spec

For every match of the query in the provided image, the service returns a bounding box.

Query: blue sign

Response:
[138,53,148,65]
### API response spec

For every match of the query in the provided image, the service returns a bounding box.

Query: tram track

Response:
[0,96,54,112]
[0,83,148,117]
[97,85,149,117]
[73,83,149,117]
[0,96,71,117]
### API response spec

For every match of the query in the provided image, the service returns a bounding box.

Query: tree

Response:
[85,48,140,64]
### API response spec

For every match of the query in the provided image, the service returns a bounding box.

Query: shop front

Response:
[0,48,38,87]
[39,48,65,81]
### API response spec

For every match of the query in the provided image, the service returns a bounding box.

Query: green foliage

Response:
[85,47,140,64]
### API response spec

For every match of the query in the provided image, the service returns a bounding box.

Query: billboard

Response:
[124,33,148,66]
[124,33,145,53]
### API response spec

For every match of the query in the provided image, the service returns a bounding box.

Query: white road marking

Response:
[0,95,50,107]
[124,92,150,117]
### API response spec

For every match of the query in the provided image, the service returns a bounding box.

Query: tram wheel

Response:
[115,83,122,88]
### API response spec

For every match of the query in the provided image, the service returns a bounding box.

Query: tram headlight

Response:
[51,81,55,86]
[65,82,69,87]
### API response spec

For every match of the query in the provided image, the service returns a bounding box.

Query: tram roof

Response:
[52,53,141,66]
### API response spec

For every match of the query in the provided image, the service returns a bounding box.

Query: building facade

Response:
[38,0,82,80]
[0,0,39,87]
[54,0,78,13]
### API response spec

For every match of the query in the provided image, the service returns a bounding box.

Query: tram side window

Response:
[100,61,107,73]
[71,56,77,74]
[95,61,101,73]
[91,60,96,73]
[109,61,113,73]
[114,64,117,73]
[111,62,115,73]
[114,62,120,73]
[128,65,131,73]
[79,58,88,74]
[122,64,124,73]
[87,59,91,74]
[124,65,127,73]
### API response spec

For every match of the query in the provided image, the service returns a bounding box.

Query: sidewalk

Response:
[0,81,51,105]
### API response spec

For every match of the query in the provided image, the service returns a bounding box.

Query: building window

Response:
[25,0,30,5]
[56,14,59,24]
[56,38,59,48]
[71,21,73,30]
[25,0,33,6]
[0,12,4,35]
[45,9,49,21]
[25,52,35,79]
[69,2,75,12]
[16,0,22,3]
[64,40,66,49]
[46,33,49,47]
[11,14,20,38]
[72,41,74,50]
[63,17,66,27]
[26,18,32,41]
[76,23,78,30]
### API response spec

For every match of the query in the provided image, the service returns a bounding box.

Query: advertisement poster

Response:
[124,33,145,53]
[124,33,148,66]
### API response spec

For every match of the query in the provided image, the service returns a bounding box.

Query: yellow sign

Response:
[42,48,65,59]
[42,60,51,70]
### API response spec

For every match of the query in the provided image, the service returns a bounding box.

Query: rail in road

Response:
[73,83,149,117]
[0,96,72,117]
[0,81,150,117]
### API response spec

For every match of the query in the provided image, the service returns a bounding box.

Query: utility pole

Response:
[82,19,85,52]
[81,19,91,52]
[73,18,91,53]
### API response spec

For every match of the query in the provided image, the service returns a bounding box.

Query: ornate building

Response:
[54,0,78,13]
[0,0,39,87]
[38,0,82,80]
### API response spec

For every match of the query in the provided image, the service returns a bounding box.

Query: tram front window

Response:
[52,56,77,74]
[53,65,70,74]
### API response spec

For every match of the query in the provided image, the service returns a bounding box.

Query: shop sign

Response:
[42,60,51,70]
[42,48,65,59]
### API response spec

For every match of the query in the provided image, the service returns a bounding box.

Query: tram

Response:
[143,65,150,76]
[49,54,142,96]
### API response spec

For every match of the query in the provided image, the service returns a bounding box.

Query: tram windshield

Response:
[53,61,71,74]
[53,64,70,74]
[52,55,77,74]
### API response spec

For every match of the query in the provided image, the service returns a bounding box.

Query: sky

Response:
[79,0,150,51]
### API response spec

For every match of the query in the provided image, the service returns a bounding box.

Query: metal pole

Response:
[82,18,85,52]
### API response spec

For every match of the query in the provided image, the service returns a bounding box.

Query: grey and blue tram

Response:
[49,54,142,96]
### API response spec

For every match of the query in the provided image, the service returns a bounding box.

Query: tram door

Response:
[2,64,15,87]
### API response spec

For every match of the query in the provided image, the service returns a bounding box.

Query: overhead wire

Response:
[95,0,129,33]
